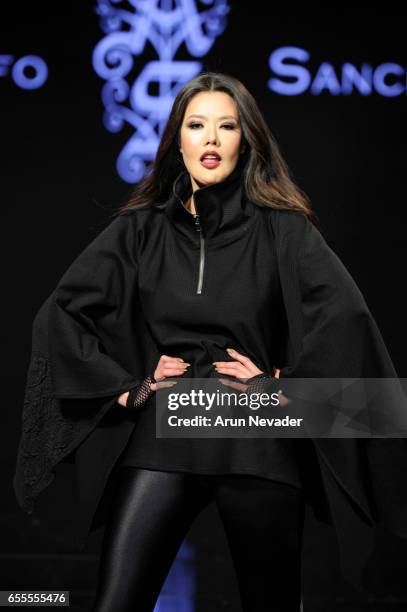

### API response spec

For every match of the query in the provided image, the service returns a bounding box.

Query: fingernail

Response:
[226,348,234,353]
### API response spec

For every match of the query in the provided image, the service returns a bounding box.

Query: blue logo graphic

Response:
[93,0,230,183]
[0,54,48,90]
[268,46,405,97]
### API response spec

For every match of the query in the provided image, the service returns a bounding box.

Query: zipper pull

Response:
[193,213,201,232]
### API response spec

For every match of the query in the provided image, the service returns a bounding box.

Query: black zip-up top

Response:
[120,161,301,486]
[135,161,288,380]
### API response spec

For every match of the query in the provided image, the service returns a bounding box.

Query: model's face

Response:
[179,91,244,192]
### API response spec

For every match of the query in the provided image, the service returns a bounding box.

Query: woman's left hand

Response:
[213,348,263,381]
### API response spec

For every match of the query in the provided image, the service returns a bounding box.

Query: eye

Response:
[186,122,238,130]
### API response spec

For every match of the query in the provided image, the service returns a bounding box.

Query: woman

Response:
[14,72,407,611]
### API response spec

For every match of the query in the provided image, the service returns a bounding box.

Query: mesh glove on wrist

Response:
[246,372,280,395]
[125,375,156,410]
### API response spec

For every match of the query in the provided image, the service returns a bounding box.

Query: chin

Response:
[192,167,231,187]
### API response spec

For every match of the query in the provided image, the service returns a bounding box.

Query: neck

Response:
[184,196,196,215]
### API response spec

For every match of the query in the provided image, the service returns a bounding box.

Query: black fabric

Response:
[91,466,304,612]
[120,396,302,490]
[13,155,407,595]
[119,168,301,488]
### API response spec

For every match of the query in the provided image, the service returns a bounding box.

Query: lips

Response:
[200,151,221,161]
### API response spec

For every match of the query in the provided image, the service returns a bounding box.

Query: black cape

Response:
[13,186,407,594]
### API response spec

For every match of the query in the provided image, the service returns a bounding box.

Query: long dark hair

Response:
[114,71,319,226]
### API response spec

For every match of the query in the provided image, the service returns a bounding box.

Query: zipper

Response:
[174,188,206,294]
[193,214,205,294]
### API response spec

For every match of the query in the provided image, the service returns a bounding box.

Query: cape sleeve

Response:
[257,211,399,422]
[266,212,407,593]
[278,212,397,380]
[48,212,144,400]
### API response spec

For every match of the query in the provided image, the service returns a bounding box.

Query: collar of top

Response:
[161,159,253,241]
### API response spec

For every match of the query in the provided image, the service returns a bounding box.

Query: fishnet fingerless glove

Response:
[246,372,280,395]
[125,375,156,410]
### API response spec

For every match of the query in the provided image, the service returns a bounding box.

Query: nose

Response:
[205,126,219,146]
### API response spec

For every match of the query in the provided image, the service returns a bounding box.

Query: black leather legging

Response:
[91,467,305,612]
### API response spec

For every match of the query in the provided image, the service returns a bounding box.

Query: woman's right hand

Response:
[116,356,189,406]
[151,355,191,391]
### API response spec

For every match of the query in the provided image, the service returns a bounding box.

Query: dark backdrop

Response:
[2,2,406,610]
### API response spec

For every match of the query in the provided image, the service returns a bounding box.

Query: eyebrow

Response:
[186,114,239,121]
